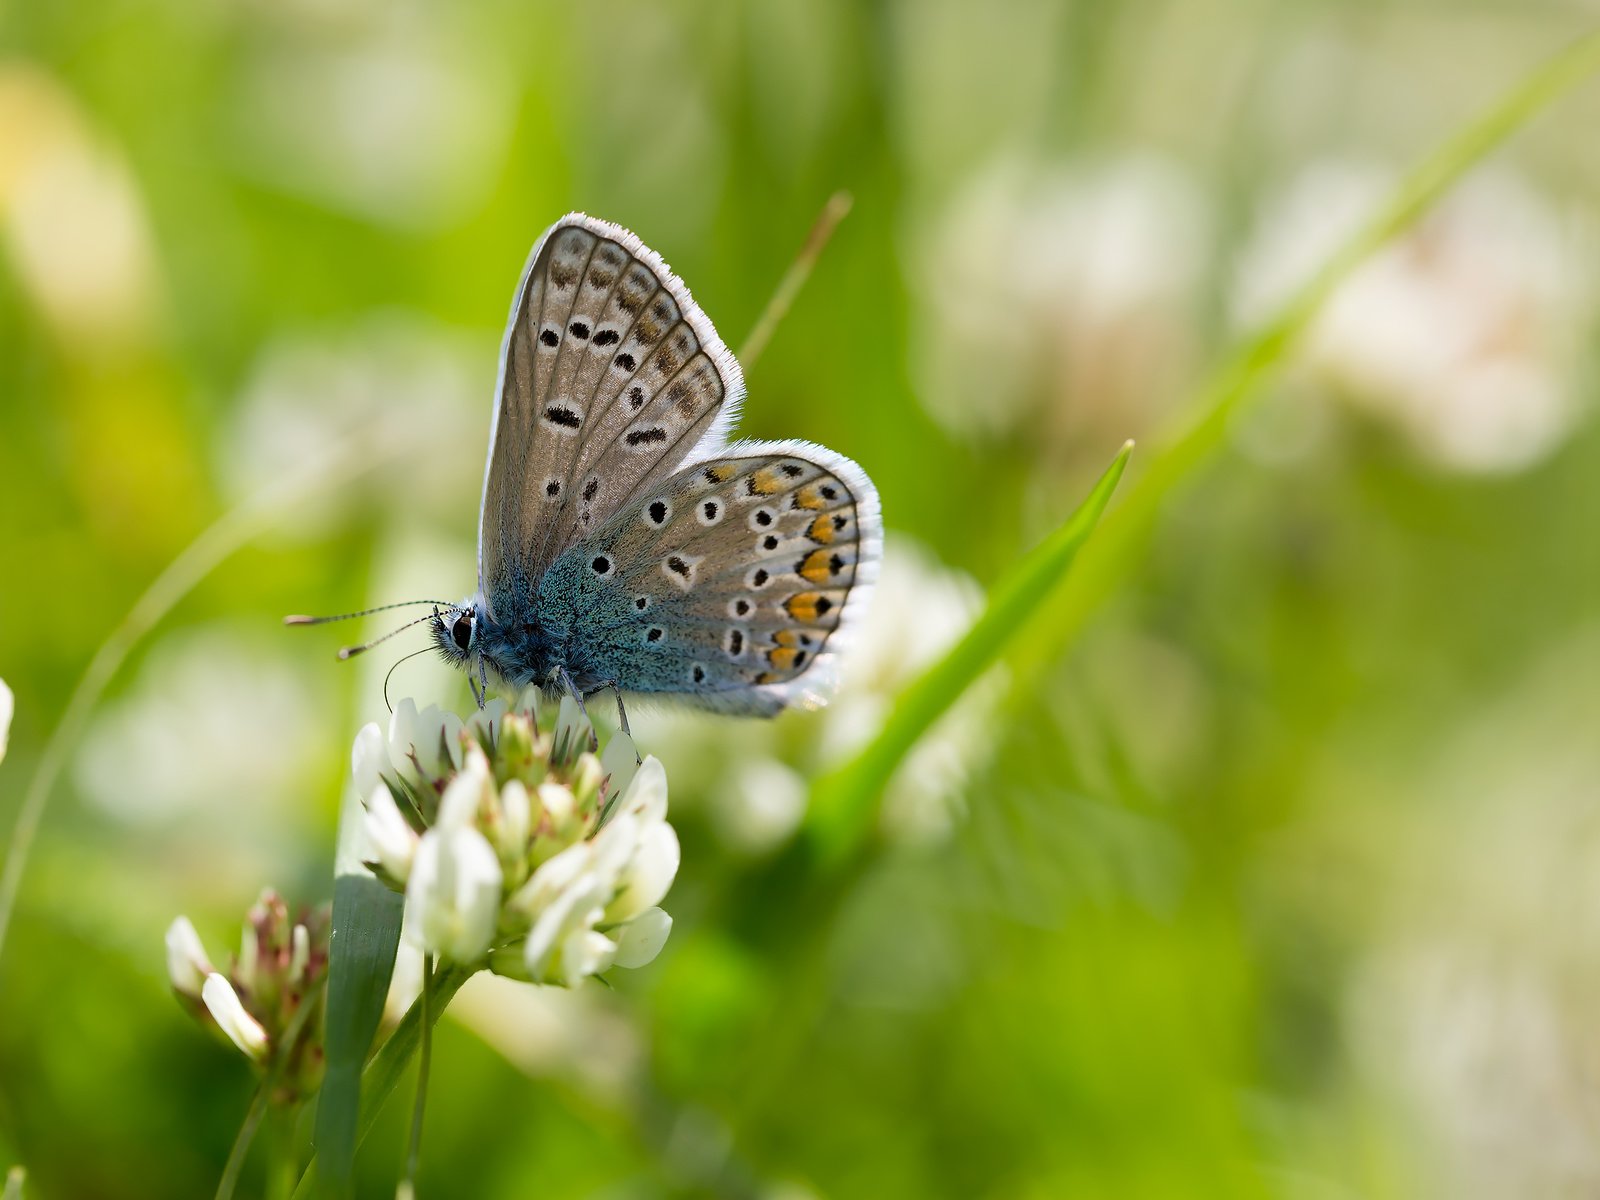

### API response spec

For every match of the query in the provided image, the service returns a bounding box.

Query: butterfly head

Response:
[429,599,480,668]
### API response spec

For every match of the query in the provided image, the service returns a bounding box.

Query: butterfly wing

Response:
[480,214,743,623]
[536,442,882,715]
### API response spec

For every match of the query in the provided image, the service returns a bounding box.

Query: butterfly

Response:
[422,213,881,718]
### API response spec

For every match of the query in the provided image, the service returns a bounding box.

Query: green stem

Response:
[290,964,473,1199]
[400,955,436,1196]
[737,190,853,370]
[215,1080,274,1200]
[216,979,321,1200]
[266,1102,299,1200]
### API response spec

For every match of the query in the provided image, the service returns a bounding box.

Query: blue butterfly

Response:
[425,214,881,718]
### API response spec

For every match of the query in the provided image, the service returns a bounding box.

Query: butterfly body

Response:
[434,214,880,716]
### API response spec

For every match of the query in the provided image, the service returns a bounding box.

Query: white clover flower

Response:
[387,698,463,794]
[165,893,331,1093]
[1233,162,1597,473]
[404,824,503,964]
[202,974,269,1062]
[357,694,678,986]
[910,151,1208,446]
[359,783,419,883]
[508,757,679,985]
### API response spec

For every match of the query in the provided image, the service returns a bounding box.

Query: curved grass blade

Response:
[1019,27,1600,682]
[803,441,1134,864]
[0,423,423,964]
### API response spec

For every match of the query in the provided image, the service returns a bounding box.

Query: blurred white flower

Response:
[0,677,11,765]
[359,694,679,985]
[202,974,269,1062]
[909,151,1208,448]
[1302,627,1600,1196]
[219,318,484,538]
[715,758,807,854]
[227,12,513,229]
[74,627,328,839]
[1233,162,1597,473]
[0,65,160,346]
[164,916,213,999]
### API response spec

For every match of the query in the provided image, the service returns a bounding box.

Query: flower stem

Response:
[215,1080,273,1200]
[737,190,852,370]
[400,954,436,1196]
[289,965,472,1199]
[266,1102,299,1200]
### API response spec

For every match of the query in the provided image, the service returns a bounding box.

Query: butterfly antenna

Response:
[283,600,459,627]
[336,611,448,660]
[383,646,434,714]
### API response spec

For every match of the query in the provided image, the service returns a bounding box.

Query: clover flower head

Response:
[352,690,678,986]
[165,890,331,1099]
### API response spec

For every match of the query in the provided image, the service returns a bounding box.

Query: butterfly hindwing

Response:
[537,443,882,715]
[480,214,743,623]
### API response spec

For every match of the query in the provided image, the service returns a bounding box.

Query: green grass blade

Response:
[0,423,424,966]
[803,441,1134,863]
[294,965,471,1199]
[311,874,404,1198]
[1019,28,1600,679]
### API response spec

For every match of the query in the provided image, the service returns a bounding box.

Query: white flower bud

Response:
[612,907,672,969]
[361,783,419,881]
[164,916,212,998]
[405,825,503,964]
[236,921,259,994]
[536,781,577,834]
[437,746,491,829]
[499,779,531,859]
[289,923,310,984]
[202,973,269,1062]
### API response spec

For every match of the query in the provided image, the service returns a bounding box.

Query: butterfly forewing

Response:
[480,215,742,622]
[542,445,882,715]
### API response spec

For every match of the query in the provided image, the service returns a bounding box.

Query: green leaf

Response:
[803,441,1134,864]
[293,966,472,1199]
[312,874,403,1198]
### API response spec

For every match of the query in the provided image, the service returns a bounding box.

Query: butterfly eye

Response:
[451,612,473,651]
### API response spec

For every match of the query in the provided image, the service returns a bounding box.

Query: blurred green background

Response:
[3,1,1600,1196]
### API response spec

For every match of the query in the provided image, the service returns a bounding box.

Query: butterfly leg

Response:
[582,681,631,738]
[555,666,603,751]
